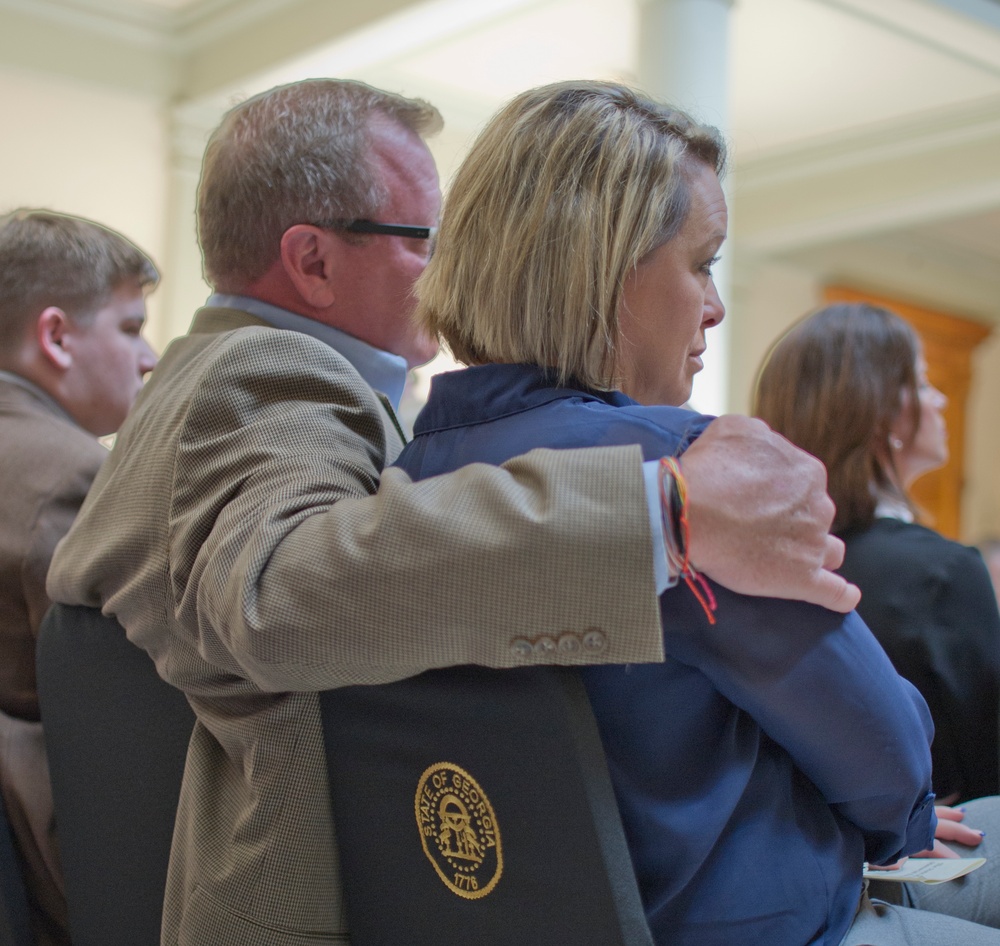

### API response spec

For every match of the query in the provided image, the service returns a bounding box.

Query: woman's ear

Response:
[36,306,73,371]
[280,225,340,309]
[888,388,914,445]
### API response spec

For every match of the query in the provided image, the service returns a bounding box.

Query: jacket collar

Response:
[414,363,632,435]
[0,369,79,426]
[199,294,408,411]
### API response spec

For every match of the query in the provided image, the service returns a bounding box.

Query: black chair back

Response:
[0,790,32,946]
[36,604,195,946]
[321,665,653,946]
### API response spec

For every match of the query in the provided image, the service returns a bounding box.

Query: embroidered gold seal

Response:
[415,762,503,899]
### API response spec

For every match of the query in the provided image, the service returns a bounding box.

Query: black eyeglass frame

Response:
[315,219,437,240]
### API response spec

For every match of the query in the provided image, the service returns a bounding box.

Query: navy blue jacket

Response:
[396,363,936,946]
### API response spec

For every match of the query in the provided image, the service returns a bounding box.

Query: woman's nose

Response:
[704,278,725,327]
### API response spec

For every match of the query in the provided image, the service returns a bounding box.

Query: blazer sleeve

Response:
[160,331,665,691]
[663,587,936,864]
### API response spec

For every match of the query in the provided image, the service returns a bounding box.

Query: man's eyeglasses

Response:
[315,219,437,241]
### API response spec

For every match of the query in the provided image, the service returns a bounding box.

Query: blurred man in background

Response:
[0,208,158,945]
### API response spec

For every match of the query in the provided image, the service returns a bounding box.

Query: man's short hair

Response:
[0,208,159,350]
[198,78,443,292]
[416,80,725,391]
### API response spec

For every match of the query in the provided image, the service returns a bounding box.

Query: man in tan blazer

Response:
[0,209,158,945]
[48,80,858,946]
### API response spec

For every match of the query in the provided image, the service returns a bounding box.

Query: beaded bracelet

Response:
[658,466,686,577]
[659,456,717,624]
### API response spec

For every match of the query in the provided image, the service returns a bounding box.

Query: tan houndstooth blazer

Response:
[47,306,663,946]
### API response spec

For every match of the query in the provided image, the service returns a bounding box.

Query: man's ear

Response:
[36,307,73,371]
[280,225,340,309]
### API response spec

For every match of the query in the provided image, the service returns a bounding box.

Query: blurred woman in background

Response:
[755,300,1000,805]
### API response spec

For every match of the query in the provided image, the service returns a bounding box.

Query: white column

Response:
[156,102,222,351]
[638,0,735,415]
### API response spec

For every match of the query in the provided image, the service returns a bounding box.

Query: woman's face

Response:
[617,161,727,407]
[892,355,948,487]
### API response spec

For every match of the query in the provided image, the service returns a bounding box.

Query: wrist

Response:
[659,456,717,624]
[658,458,685,581]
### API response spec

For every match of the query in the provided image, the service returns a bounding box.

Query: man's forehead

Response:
[99,283,148,319]
[367,117,440,191]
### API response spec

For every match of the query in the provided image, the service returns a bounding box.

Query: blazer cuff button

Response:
[557,633,581,655]
[533,636,556,656]
[582,629,606,653]
[511,638,533,659]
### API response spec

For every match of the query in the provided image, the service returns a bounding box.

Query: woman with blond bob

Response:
[394,81,1000,946]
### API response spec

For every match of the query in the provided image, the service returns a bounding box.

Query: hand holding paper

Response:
[864,858,985,885]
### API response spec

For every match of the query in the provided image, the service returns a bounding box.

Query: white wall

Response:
[727,258,822,415]
[0,65,170,346]
[964,332,1000,542]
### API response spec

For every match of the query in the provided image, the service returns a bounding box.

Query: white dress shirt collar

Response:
[207,293,408,411]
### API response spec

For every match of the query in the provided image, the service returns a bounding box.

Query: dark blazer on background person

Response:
[839,517,1000,803]
[0,371,106,946]
[46,305,665,946]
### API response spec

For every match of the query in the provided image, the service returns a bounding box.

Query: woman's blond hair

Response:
[416,80,725,389]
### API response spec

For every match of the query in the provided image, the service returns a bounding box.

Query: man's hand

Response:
[680,415,861,613]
